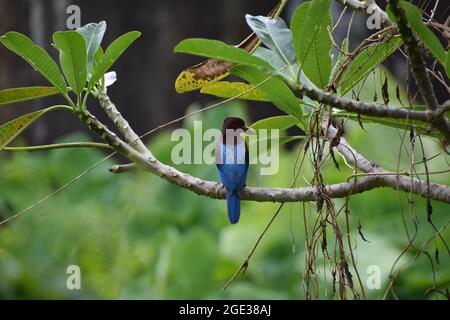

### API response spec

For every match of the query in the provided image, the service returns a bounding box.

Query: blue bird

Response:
[216,117,255,224]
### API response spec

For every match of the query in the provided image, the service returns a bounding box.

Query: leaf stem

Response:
[46,104,74,113]
[62,92,77,110]
[1,142,113,152]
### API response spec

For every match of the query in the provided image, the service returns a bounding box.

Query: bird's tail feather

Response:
[226,191,240,224]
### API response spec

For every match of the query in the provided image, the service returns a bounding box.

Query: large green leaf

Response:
[0,87,59,106]
[174,38,273,70]
[338,37,402,95]
[251,115,299,130]
[53,31,88,95]
[0,106,68,149]
[200,81,270,101]
[291,0,332,89]
[231,65,303,120]
[253,47,299,83]
[387,1,446,67]
[0,32,67,94]
[245,15,296,67]
[254,47,315,97]
[76,21,107,75]
[88,31,141,90]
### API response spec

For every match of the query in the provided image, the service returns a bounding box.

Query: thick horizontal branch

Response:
[324,120,450,202]
[295,84,450,140]
[109,159,450,204]
[297,84,427,120]
[111,162,382,201]
[89,93,449,205]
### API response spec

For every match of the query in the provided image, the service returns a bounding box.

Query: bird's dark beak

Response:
[244,126,256,135]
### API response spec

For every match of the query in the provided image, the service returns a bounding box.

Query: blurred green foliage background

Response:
[0,97,448,300]
[0,0,448,300]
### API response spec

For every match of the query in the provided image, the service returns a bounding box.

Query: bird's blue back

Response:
[216,139,249,224]
[216,142,248,191]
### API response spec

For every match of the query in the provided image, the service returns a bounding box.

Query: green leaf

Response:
[338,37,402,95]
[254,47,315,97]
[253,46,300,84]
[53,31,88,95]
[94,46,104,65]
[387,1,446,66]
[291,0,332,89]
[0,87,59,106]
[0,32,67,94]
[200,81,270,101]
[251,115,299,130]
[174,38,272,70]
[76,21,107,75]
[0,106,68,149]
[231,65,303,120]
[245,15,296,66]
[88,31,141,90]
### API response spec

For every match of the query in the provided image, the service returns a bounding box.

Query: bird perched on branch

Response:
[216,117,255,224]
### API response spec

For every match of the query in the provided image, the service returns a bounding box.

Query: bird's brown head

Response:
[222,117,247,132]
[221,117,256,143]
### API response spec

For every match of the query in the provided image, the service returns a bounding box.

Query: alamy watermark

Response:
[66,5,81,29]
[171,121,280,175]
[66,265,81,290]
[366,265,381,290]
[366,6,382,30]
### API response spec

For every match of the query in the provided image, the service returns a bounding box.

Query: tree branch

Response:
[84,70,450,207]
[107,160,450,203]
[297,84,427,120]
[431,100,450,121]
[388,0,450,142]
[109,163,138,173]
[294,84,450,140]
[77,1,449,209]
[77,110,143,162]
[323,120,450,203]
[99,94,152,157]
[107,154,450,204]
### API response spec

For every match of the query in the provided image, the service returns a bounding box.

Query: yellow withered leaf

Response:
[200,81,270,101]
[175,60,234,93]
[175,0,287,93]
